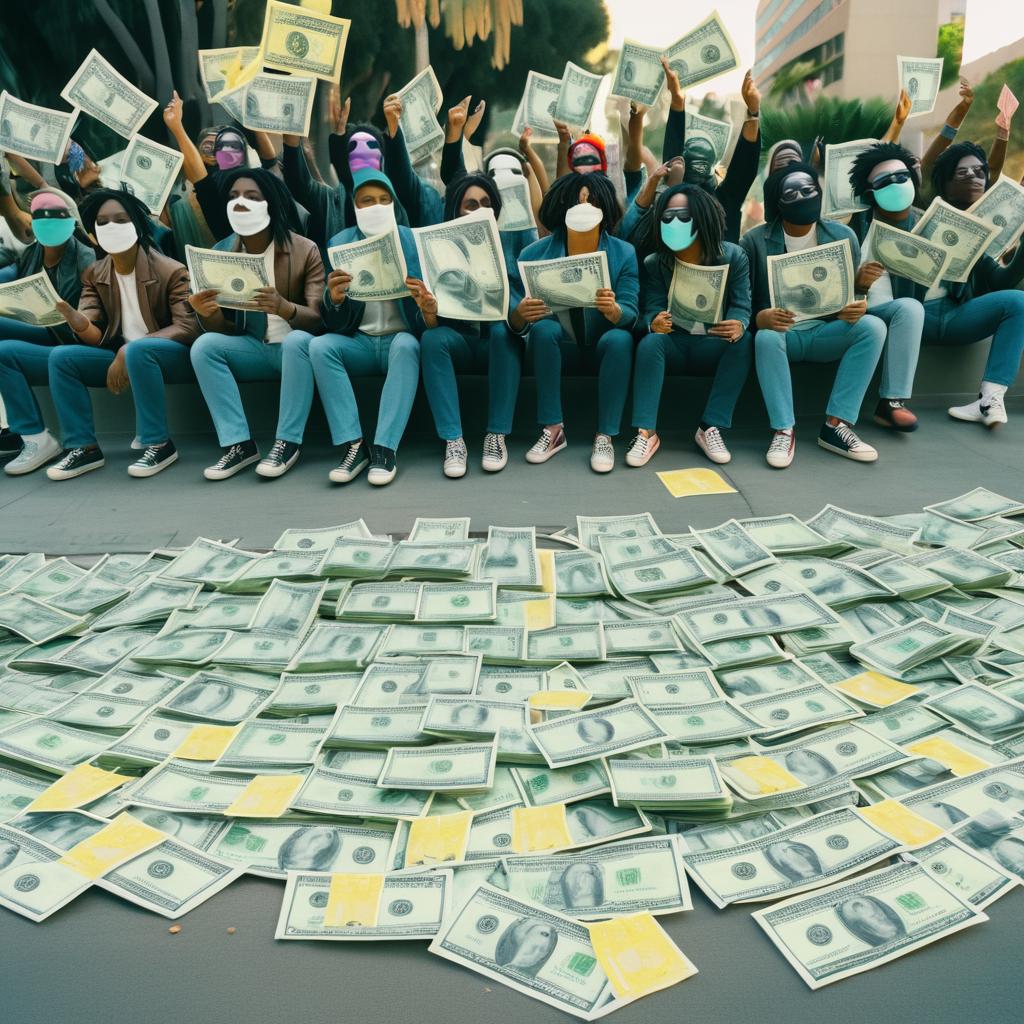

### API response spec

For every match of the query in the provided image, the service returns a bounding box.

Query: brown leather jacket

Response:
[78,247,200,349]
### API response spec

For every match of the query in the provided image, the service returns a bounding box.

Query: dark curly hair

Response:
[537,172,622,234]
[78,187,155,251]
[931,141,989,198]
[848,142,920,203]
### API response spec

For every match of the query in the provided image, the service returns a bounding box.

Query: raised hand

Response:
[661,57,684,111]
[741,70,760,115]
[383,94,402,138]
[464,99,486,141]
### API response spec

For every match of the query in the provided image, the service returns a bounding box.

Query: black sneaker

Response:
[46,446,105,480]
[204,440,259,480]
[368,444,397,486]
[128,440,178,478]
[817,420,878,462]
[0,427,21,457]
[256,439,301,478]
[329,441,369,484]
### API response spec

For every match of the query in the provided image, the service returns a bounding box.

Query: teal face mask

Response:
[873,179,915,213]
[32,217,76,247]
[661,218,697,250]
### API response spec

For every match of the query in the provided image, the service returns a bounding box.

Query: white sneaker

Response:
[590,434,615,474]
[949,388,1008,428]
[695,426,731,465]
[4,431,61,476]
[625,431,660,467]
[443,438,468,479]
[766,429,795,469]
[525,426,567,464]
[481,433,507,472]
[130,436,144,451]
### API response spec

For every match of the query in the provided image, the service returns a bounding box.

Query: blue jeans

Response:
[867,297,924,399]
[754,316,886,430]
[123,339,193,446]
[923,292,1024,387]
[309,330,420,451]
[420,324,496,440]
[631,329,752,431]
[526,319,634,436]
[0,317,62,434]
[48,344,121,448]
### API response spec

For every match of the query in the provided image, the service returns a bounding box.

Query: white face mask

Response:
[94,220,138,254]
[565,202,603,233]
[488,154,523,186]
[354,201,397,237]
[226,198,271,237]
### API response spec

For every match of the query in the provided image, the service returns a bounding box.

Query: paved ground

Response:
[3,397,1023,1024]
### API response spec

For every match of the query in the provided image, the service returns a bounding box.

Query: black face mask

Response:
[778,193,821,226]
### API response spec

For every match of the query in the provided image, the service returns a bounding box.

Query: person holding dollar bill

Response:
[189,168,326,480]
[38,189,198,480]
[504,172,638,473]
[0,190,95,475]
[625,184,751,468]
[743,162,886,467]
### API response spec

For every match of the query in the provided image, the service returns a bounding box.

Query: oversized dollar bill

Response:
[240,73,317,137]
[912,197,996,282]
[691,520,776,576]
[502,835,692,919]
[0,273,66,328]
[685,110,732,166]
[682,807,901,907]
[0,593,86,644]
[61,49,157,138]
[482,526,540,589]
[185,245,274,312]
[198,47,260,102]
[260,0,351,81]
[118,134,183,215]
[553,61,604,130]
[377,742,497,793]
[519,251,610,312]
[276,870,452,940]
[529,700,669,769]
[909,833,1020,909]
[495,176,535,233]
[668,259,728,326]
[822,139,874,217]
[513,71,561,141]
[0,92,77,164]
[327,227,409,301]
[677,592,841,646]
[767,238,855,322]
[897,55,944,117]
[752,861,985,989]
[925,487,1024,522]
[428,884,619,1019]
[414,209,509,321]
[610,40,665,106]
[397,66,444,164]
[863,220,949,289]
[664,11,739,90]
[968,174,1024,257]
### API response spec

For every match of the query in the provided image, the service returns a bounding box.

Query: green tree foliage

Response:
[761,95,893,153]
[937,21,965,91]
[956,57,1024,181]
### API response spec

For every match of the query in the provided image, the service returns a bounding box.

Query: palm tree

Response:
[762,96,893,151]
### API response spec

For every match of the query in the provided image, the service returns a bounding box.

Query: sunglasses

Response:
[869,170,913,189]
[953,165,986,180]
[461,197,492,211]
[780,184,820,202]
[32,209,71,219]
[660,208,692,223]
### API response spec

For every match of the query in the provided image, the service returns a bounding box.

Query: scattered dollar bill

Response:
[118,134,184,215]
[610,40,664,106]
[61,49,158,138]
[185,245,275,312]
[519,251,610,312]
[0,272,66,328]
[0,92,77,164]
[863,220,950,289]
[529,700,669,769]
[968,174,1024,258]
[668,259,728,326]
[897,55,944,117]
[912,198,996,283]
[328,227,410,301]
[664,11,739,90]
[240,73,317,137]
[767,238,855,322]
[554,62,604,130]
[513,71,561,141]
[260,0,350,81]
[822,139,874,217]
[397,66,444,164]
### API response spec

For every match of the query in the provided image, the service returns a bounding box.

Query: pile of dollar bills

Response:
[2,489,1024,1012]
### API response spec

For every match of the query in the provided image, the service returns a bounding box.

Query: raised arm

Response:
[881,90,912,143]
[660,58,685,164]
[520,127,548,214]
[162,91,207,184]
[554,119,572,178]
[740,70,761,144]
[5,153,45,190]
[441,95,471,186]
[989,95,1015,182]
[921,78,973,184]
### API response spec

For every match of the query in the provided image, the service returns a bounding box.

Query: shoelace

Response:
[630,434,652,457]
[530,428,556,452]
[887,400,906,410]
[137,445,165,466]
[483,434,504,459]
[339,444,364,471]
[445,439,467,461]
[60,447,87,466]
[593,435,614,458]
[832,422,864,448]
[265,439,290,464]
[18,440,38,458]
[701,427,727,453]
[768,431,792,455]
[214,444,246,469]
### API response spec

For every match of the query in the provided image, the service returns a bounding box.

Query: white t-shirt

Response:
[264,313,292,344]
[783,226,818,252]
[359,299,405,336]
[116,271,149,341]
[859,228,894,307]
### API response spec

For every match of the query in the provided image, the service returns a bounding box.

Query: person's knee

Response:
[390,333,420,366]
[754,329,786,355]
[419,327,451,359]
[857,314,887,347]
[190,332,224,368]
[308,334,341,367]
[1001,291,1024,317]
[47,345,79,377]
[890,298,924,330]
[530,319,562,347]
[123,340,155,373]
[281,330,313,356]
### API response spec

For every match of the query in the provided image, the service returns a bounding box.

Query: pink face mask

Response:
[214,138,246,171]
[349,131,382,173]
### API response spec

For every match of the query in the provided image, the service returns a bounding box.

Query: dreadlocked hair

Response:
[649,184,727,264]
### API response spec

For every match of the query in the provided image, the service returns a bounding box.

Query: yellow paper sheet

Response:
[656,467,736,498]
[405,811,473,867]
[906,736,991,777]
[324,873,385,928]
[27,763,129,813]
[589,913,698,1000]
[728,755,803,795]
[174,723,241,761]
[834,671,919,708]
[225,774,305,818]
[523,597,556,631]
[538,549,556,595]
[528,690,592,711]
[59,814,165,880]
[858,800,945,847]
[511,803,573,853]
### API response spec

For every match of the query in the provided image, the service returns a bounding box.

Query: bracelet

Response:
[940,123,958,141]
[746,109,760,119]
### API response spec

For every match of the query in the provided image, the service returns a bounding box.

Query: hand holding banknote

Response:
[835,298,868,323]
[512,297,552,327]
[709,319,744,341]
[661,58,685,111]
[327,270,351,304]
[756,307,796,331]
[188,289,222,318]
[54,300,91,335]
[855,262,885,291]
[651,310,673,334]
[405,276,439,323]
[383,94,402,138]
[595,288,621,324]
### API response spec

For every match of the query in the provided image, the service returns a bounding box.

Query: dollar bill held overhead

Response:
[60,49,158,139]
[821,139,875,218]
[554,62,604,131]
[413,209,510,322]
[198,47,261,102]
[863,220,950,289]
[519,251,610,312]
[685,110,732,167]
[327,228,410,302]
[968,174,1024,257]
[185,245,274,312]
[609,40,665,106]
[513,71,561,141]
[0,92,77,164]
[495,176,536,233]
[260,1,351,81]
[668,259,728,326]
[664,11,740,90]
[898,55,944,117]
[0,273,66,328]
[240,73,317,137]
[118,134,184,215]
[912,198,997,283]
[767,238,855,322]
[397,66,444,165]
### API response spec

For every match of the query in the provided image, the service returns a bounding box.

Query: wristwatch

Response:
[746,109,760,119]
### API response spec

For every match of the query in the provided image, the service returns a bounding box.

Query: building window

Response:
[755,0,845,77]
